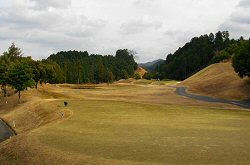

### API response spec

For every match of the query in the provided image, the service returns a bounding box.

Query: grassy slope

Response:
[181,62,250,100]
[0,87,71,134]
[135,67,147,77]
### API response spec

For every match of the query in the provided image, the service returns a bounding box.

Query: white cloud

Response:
[120,17,162,35]
[0,0,244,62]
[29,0,71,10]
[219,0,250,39]
[133,0,153,7]
[238,0,250,7]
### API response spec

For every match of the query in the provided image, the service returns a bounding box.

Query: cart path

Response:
[175,87,250,109]
[0,119,15,142]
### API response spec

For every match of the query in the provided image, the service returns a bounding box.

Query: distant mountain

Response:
[139,59,165,72]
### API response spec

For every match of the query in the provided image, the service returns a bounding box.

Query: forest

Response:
[48,49,138,84]
[154,31,249,80]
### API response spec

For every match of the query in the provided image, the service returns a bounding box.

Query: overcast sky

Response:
[0,0,249,62]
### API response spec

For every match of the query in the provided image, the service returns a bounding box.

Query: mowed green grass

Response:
[36,100,250,164]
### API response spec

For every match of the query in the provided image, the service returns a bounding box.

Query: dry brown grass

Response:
[0,80,249,164]
[181,62,250,101]
[0,87,71,134]
[0,133,153,165]
[135,67,147,77]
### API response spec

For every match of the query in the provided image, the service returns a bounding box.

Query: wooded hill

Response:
[156,31,245,80]
[48,49,138,84]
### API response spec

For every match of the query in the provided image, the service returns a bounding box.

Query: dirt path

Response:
[175,87,250,109]
[0,119,15,142]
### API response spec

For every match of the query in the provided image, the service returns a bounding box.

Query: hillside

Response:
[135,67,147,77]
[181,62,250,101]
[157,31,242,80]
[139,59,164,72]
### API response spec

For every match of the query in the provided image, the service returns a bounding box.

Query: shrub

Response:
[133,73,141,80]
[64,101,68,107]
[143,73,155,80]
[212,51,231,63]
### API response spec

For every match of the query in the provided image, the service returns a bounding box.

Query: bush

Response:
[212,51,231,63]
[64,101,68,107]
[143,73,156,80]
[232,41,250,78]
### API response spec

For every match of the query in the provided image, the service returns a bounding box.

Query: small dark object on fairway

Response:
[60,111,64,118]
[64,101,68,107]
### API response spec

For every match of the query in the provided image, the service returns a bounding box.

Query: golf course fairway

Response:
[34,99,250,164]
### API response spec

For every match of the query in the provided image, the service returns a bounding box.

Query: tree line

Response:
[148,31,249,80]
[0,43,64,103]
[47,49,138,84]
[0,45,138,102]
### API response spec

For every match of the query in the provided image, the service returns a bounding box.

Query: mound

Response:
[135,67,147,77]
[181,63,250,101]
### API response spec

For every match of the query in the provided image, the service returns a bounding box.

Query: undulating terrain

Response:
[0,76,250,164]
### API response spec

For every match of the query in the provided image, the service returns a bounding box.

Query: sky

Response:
[0,0,249,63]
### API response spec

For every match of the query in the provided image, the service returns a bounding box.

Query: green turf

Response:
[36,100,250,164]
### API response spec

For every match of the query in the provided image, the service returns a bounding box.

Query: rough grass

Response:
[133,79,152,85]
[152,80,179,86]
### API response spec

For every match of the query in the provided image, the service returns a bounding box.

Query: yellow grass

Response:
[135,67,147,78]
[181,62,250,100]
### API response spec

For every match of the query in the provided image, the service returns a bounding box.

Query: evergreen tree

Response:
[214,31,224,51]
[222,31,230,49]
[5,42,23,60]
[0,43,22,97]
[106,69,115,83]
[208,33,214,44]
[9,57,35,103]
